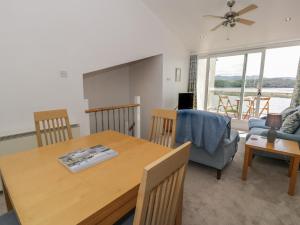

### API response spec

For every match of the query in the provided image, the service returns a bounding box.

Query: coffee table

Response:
[242,135,300,196]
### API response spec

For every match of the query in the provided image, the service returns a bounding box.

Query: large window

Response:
[199,44,300,120]
[207,55,244,118]
[263,46,300,113]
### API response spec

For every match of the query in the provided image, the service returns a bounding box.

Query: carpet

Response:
[182,138,300,225]
[0,138,299,225]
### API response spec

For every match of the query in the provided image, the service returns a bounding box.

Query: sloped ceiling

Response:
[142,0,300,53]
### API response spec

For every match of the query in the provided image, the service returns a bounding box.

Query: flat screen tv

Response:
[178,93,194,110]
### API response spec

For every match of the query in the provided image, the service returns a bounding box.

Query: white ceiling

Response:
[142,0,300,53]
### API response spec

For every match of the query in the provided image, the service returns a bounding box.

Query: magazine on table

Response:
[58,145,118,173]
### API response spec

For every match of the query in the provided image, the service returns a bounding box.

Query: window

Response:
[199,44,300,120]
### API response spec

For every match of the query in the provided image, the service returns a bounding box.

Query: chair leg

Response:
[217,169,222,180]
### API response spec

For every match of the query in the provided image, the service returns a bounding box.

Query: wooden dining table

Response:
[0,131,175,225]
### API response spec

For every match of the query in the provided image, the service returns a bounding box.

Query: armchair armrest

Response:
[224,130,240,146]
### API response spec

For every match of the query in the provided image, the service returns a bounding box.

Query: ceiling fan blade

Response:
[211,23,224,31]
[203,15,224,19]
[237,4,258,16]
[236,18,255,25]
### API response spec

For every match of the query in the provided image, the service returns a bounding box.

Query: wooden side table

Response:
[242,135,300,196]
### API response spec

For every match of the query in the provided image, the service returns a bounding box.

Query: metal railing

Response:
[85,103,140,137]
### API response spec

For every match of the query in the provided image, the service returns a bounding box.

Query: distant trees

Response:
[215,80,242,88]
[215,77,295,88]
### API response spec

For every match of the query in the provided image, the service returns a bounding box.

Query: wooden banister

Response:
[85,104,140,113]
[85,101,141,138]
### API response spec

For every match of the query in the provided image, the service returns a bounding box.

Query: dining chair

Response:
[115,141,191,225]
[34,109,73,147]
[0,211,20,225]
[149,109,177,148]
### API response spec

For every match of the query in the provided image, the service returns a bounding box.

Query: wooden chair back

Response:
[149,109,177,148]
[217,95,238,117]
[133,142,191,225]
[256,96,271,116]
[34,109,73,147]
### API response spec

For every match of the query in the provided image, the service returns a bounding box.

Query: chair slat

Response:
[156,179,168,225]
[55,118,63,142]
[46,120,54,144]
[41,120,49,145]
[51,119,58,143]
[145,188,156,225]
[160,176,172,224]
[165,171,179,224]
[60,118,67,141]
[151,184,162,225]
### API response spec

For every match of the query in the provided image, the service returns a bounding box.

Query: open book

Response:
[58,145,118,173]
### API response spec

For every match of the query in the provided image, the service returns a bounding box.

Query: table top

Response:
[246,135,300,157]
[0,131,171,225]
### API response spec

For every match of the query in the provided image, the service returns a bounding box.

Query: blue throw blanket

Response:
[176,110,231,154]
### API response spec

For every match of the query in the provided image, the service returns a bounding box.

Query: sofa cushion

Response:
[294,126,300,135]
[281,107,297,121]
[248,118,268,129]
[281,111,300,134]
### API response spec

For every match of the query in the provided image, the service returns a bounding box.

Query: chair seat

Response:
[114,210,135,225]
[0,211,20,225]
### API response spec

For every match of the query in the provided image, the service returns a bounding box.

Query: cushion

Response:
[281,107,297,121]
[281,111,300,134]
[248,118,268,129]
[294,126,300,135]
[114,210,135,225]
[0,211,20,225]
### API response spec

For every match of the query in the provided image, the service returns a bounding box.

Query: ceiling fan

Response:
[204,0,258,31]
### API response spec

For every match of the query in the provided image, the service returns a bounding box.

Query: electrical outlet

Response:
[60,71,68,78]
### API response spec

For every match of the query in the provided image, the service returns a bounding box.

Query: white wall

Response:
[0,0,189,138]
[129,55,163,138]
[162,44,190,109]
[0,127,80,156]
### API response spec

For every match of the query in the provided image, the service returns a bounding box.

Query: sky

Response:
[215,45,300,78]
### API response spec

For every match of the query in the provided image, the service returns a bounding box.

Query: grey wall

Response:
[129,55,163,138]
[83,65,130,108]
[82,55,163,137]
[83,65,130,133]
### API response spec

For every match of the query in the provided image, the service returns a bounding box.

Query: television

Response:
[178,93,194,110]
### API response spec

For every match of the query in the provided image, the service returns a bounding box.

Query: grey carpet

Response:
[183,138,300,225]
[0,138,299,225]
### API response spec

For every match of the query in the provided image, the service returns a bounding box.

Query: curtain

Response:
[188,55,198,108]
[291,57,300,107]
